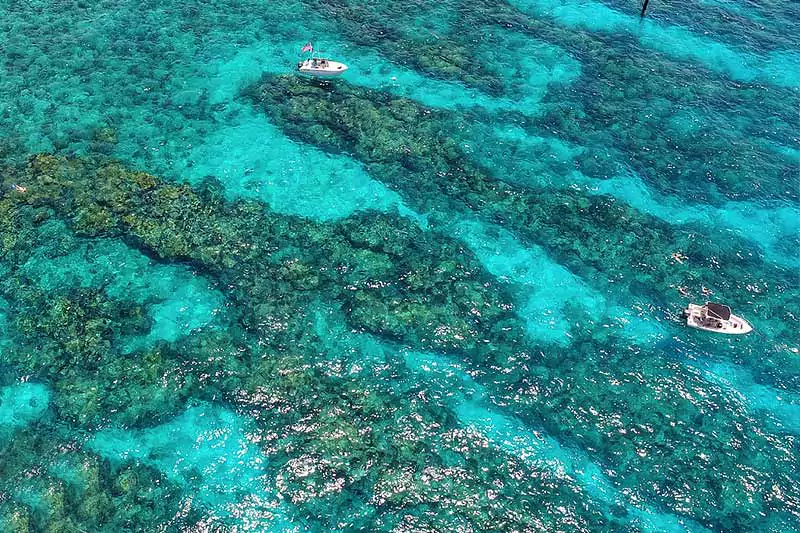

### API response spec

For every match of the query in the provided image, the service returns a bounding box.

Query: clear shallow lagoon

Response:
[0,0,798,531]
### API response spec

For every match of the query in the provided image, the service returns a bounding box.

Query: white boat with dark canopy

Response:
[296,41,347,77]
[683,302,753,335]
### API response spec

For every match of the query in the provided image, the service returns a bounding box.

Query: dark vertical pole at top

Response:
[640,0,650,18]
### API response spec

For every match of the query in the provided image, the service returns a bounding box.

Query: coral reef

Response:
[4,154,519,354]
[306,0,506,95]
[1,0,794,211]
[247,75,799,354]
[0,0,797,530]
[0,154,797,530]
[0,427,196,532]
[0,155,612,530]
[304,0,798,205]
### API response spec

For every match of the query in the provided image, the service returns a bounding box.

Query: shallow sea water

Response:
[0,0,798,531]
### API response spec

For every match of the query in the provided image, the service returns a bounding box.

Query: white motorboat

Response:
[297,57,348,77]
[683,302,752,335]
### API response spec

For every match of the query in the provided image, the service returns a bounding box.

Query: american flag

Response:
[301,41,313,53]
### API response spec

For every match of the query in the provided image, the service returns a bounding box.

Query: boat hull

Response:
[297,59,348,77]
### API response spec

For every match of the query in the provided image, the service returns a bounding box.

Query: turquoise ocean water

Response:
[0,0,798,530]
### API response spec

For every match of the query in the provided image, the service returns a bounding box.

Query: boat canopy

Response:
[705,302,732,320]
